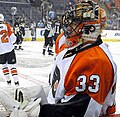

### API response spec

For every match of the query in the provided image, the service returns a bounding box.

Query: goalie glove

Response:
[24,98,41,117]
[10,107,28,117]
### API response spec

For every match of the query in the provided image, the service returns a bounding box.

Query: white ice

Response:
[0,41,120,114]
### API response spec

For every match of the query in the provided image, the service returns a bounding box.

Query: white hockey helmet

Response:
[0,14,4,22]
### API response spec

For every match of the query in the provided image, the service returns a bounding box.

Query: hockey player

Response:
[42,21,54,56]
[39,1,117,117]
[30,20,36,41]
[0,14,19,85]
[53,17,62,42]
[19,17,25,49]
[14,17,25,50]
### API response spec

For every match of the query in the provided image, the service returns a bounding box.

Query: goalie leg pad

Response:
[0,91,20,112]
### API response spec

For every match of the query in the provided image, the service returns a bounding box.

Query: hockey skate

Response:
[19,46,23,50]
[48,50,54,56]
[14,46,19,50]
[14,81,19,86]
[7,80,11,85]
[42,49,46,55]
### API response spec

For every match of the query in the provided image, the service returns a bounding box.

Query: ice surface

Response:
[0,41,120,114]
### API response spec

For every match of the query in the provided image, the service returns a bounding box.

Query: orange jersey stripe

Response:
[3,69,9,74]
[55,32,65,55]
[6,23,13,37]
[106,104,116,115]
[11,69,17,74]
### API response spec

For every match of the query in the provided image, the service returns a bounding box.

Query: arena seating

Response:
[114,0,120,11]
[0,0,41,24]
[0,0,31,21]
[0,0,119,26]
[0,0,69,25]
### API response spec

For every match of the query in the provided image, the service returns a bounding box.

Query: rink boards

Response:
[23,28,120,42]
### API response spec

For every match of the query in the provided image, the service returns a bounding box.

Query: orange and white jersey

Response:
[55,32,66,55]
[48,39,117,116]
[0,23,16,54]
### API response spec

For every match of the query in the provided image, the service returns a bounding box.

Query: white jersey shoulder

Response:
[0,23,16,54]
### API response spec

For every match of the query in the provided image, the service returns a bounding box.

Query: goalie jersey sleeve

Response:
[47,43,117,117]
[55,32,66,55]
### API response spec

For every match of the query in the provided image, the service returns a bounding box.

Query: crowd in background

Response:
[98,0,120,30]
[5,0,119,32]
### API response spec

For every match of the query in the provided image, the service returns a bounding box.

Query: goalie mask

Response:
[62,0,107,48]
